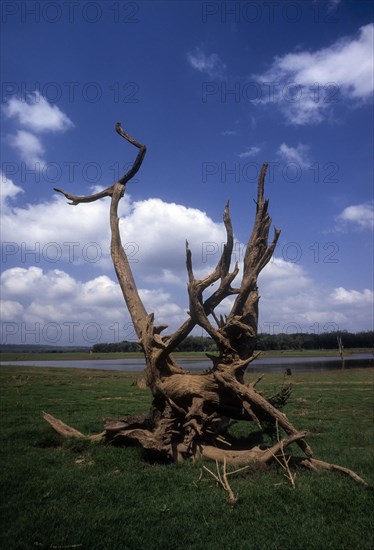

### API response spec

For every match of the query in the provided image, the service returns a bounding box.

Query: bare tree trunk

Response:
[45,123,366,485]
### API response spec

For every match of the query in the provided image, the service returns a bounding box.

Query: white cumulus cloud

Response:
[0,300,24,321]
[335,203,374,231]
[3,92,73,167]
[0,266,187,345]
[3,92,73,133]
[331,287,373,305]
[258,259,373,333]
[255,23,374,124]
[8,130,45,167]
[1,181,227,282]
[1,183,373,342]
[0,172,24,207]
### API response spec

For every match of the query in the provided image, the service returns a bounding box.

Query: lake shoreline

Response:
[1,353,373,374]
[1,347,373,363]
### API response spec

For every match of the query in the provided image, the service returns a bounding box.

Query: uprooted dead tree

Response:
[44,123,366,486]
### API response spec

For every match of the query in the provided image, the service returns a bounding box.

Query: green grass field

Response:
[0,365,373,549]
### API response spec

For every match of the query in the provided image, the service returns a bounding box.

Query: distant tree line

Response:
[92,341,140,353]
[92,331,373,353]
[256,331,374,351]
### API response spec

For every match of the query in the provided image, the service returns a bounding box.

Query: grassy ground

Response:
[0,347,372,362]
[0,365,373,549]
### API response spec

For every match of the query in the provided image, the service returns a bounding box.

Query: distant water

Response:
[1,353,373,373]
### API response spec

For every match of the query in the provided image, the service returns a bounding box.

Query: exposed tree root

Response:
[201,431,308,465]
[297,458,368,486]
[43,412,85,439]
[42,412,105,442]
[42,410,367,485]
[47,127,368,493]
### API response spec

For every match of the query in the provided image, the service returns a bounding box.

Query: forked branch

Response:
[54,123,149,341]
[230,163,281,319]
[44,124,367,493]
[163,201,240,356]
[55,123,146,204]
[203,458,239,506]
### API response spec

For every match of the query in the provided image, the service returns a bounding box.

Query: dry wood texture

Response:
[45,124,366,485]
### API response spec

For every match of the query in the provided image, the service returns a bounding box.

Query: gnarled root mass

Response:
[45,125,367,489]
[42,372,367,486]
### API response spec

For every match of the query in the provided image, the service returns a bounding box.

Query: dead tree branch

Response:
[203,458,239,506]
[43,124,367,489]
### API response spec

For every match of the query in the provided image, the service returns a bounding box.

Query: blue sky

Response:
[1,0,373,346]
